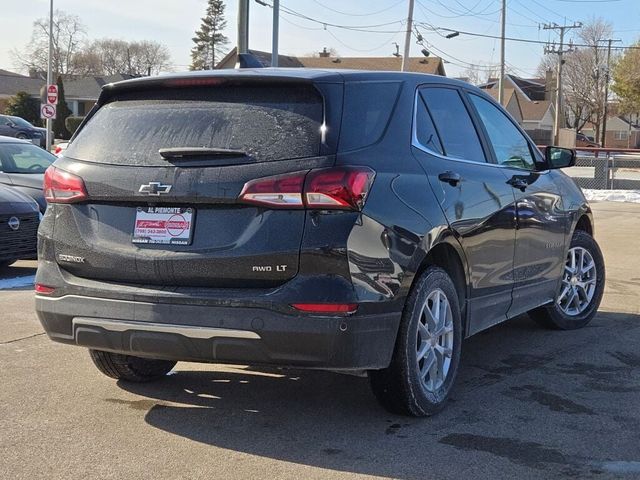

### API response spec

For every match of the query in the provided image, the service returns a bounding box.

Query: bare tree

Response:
[537,18,614,136]
[461,64,502,85]
[12,10,86,76]
[75,39,172,76]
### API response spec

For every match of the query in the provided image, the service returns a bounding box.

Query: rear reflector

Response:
[239,166,375,211]
[44,166,88,204]
[35,284,55,295]
[291,303,358,314]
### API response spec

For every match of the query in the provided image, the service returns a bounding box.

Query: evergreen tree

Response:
[5,91,41,126]
[52,76,73,140]
[190,0,229,70]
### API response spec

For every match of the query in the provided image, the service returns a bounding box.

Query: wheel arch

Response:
[410,234,469,331]
[574,213,593,236]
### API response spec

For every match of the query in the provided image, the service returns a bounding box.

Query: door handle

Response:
[438,171,461,187]
[507,177,528,192]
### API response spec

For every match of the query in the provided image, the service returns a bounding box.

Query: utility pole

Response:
[271,0,279,67]
[237,0,250,55]
[498,0,506,105]
[543,22,582,145]
[401,0,415,72]
[46,0,53,151]
[600,38,621,147]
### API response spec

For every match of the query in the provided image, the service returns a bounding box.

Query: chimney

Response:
[319,47,330,58]
[545,69,555,102]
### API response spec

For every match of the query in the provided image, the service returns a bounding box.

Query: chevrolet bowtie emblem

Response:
[139,182,172,196]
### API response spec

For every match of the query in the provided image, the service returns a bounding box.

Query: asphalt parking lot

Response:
[1,201,639,480]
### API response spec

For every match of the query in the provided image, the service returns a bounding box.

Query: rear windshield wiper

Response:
[158,147,247,159]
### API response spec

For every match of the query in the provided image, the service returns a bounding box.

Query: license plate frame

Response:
[132,206,195,246]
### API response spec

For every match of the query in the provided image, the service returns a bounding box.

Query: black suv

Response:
[35,70,604,416]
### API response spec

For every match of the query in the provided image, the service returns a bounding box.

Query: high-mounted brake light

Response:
[291,303,358,314]
[238,166,375,211]
[43,166,88,204]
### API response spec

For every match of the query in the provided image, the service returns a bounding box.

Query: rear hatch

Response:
[52,76,341,288]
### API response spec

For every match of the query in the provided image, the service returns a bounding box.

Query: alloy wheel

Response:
[557,246,597,316]
[416,289,454,392]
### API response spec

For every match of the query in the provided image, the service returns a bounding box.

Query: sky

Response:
[1,0,640,79]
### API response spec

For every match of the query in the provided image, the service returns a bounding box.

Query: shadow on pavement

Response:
[117,311,640,479]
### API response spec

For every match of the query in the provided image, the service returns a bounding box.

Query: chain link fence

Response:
[564,151,640,190]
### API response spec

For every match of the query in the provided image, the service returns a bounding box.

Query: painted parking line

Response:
[0,275,36,290]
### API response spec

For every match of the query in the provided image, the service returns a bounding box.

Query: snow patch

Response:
[0,275,36,290]
[582,189,640,203]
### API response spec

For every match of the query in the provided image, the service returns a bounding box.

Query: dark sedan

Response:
[0,136,55,212]
[0,184,39,269]
[0,115,46,148]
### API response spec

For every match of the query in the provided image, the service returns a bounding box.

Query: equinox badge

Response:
[139,182,172,196]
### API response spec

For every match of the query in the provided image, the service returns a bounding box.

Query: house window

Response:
[614,131,629,140]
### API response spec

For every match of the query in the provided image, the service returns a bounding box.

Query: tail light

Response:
[239,166,375,211]
[238,171,305,207]
[44,166,88,204]
[54,145,62,155]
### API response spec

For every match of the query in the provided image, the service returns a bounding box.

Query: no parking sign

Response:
[40,103,57,120]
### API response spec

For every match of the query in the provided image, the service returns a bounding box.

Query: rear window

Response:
[0,143,54,173]
[65,85,324,166]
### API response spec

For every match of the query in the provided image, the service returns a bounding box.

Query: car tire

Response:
[89,349,176,382]
[15,133,28,139]
[369,266,462,416]
[530,230,605,330]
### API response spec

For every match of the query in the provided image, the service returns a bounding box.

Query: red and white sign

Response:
[46,84,58,105]
[40,103,57,120]
[132,207,194,245]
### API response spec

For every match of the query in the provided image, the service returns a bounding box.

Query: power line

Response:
[416,24,640,50]
[308,0,405,17]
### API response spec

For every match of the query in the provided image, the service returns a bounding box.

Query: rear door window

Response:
[419,87,486,163]
[65,85,324,166]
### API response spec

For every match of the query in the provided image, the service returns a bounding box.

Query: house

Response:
[479,74,555,144]
[0,69,137,116]
[479,74,549,101]
[216,48,447,76]
[485,88,523,125]
[581,115,640,149]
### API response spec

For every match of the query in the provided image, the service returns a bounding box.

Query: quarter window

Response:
[415,94,444,155]
[469,94,535,170]
[419,88,486,162]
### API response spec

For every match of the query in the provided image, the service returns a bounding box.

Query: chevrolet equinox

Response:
[35,70,605,416]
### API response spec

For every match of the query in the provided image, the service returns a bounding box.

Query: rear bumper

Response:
[35,294,401,370]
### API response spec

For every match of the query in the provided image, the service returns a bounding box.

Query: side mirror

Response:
[544,146,575,170]
[7,121,15,128]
